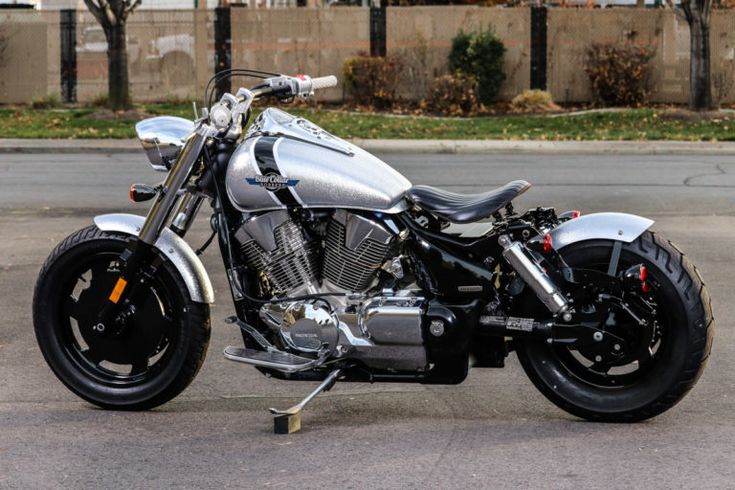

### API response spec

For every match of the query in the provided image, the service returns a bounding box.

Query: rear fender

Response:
[94,213,214,304]
[549,212,654,250]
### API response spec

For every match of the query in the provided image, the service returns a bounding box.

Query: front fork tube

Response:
[170,193,204,238]
[96,131,208,328]
[138,131,207,245]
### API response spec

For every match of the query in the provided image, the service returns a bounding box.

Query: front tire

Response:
[516,231,713,422]
[33,225,211,410]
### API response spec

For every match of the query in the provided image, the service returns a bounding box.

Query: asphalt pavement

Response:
[1,151,734,489]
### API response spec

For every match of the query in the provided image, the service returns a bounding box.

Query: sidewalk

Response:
[3,138,735,155]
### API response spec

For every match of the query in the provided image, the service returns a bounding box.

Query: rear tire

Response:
[33,225,211,410]
[516,231,713,422]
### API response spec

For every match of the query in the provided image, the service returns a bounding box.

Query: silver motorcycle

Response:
[33,69,714,433]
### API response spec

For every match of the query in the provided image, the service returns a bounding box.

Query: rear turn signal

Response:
[640,265,650,292]
[543,233,553,254]
[129,183,158,203]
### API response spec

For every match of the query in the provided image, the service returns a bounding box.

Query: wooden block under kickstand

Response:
[274,411,301,434]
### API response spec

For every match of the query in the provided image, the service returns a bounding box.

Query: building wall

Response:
[74,10,214,103]
[230,7,370,102]
[387,6,530,100]
[2,7,735,105]
[0,11,48,104]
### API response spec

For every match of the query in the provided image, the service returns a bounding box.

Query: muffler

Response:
[498,235,570,317]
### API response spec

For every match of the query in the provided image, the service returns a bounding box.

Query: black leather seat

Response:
[406,180,531,224]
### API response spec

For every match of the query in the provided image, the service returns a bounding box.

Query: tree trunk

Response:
[637,0,645,7]
[106,23,131,110]
[688,16,713,110]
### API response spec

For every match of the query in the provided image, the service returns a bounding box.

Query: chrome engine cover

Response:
[265,301,340,354]
[260,291,427,372]
[238,207,427,371]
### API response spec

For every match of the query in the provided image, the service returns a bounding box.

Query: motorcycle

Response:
[33,69,714,433]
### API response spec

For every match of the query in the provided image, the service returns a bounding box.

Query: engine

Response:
[235,209,396,296]
[234,209,428,371]
[322,209,395,291]
[234,211,320,295]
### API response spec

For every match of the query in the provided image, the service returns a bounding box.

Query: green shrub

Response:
[511,89,560,113]
[30,93,62,109]
[88,93,110,108]
[585,43,654,107]
[343,55,403,109]
[449,26,506,105]
[421,72,479,117]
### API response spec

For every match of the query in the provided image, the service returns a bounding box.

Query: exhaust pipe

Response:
[498,235,570,317]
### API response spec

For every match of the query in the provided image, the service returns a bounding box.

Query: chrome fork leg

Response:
[269,369,342,434]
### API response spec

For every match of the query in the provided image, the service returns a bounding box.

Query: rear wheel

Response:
[516,231,713,422]
[33,225,211,410]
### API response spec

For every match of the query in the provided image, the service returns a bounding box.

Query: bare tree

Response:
[83,0,141,110]
[680,0,714,110]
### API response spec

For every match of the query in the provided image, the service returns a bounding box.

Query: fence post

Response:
[60,9,77,103]
[214,6,232,99]
[370,2,386,57]
[530,6,547,91]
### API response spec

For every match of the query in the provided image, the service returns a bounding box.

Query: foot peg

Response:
[269,369,341,434]
[223,346,314,373]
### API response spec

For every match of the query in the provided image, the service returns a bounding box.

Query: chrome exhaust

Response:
[498,235,570,317]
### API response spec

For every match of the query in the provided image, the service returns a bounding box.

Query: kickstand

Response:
[269,369,341,434]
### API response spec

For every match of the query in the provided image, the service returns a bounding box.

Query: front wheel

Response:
[516,231,713,422]
[33,225,211,410]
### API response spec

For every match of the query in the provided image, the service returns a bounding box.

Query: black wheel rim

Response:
[551,246,671,389]
[56,250,179,388]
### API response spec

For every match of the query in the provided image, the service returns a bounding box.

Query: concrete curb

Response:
[3,138,735,155]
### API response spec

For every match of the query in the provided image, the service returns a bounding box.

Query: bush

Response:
[88,93,110,108]
[30,93,62,110]
[511,89,560,113]
[421,72,479,116]
[448,26,506,105]
[585,43,654,107]
[343,55,403,109]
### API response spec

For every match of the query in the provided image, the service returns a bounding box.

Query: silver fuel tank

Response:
[225,108,412,213]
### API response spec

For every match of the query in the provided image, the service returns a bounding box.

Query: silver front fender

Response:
[549,212,654,250]
[94,213,214,304]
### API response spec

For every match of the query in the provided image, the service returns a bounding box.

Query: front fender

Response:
[549,212,654,250]
[94,213,214,304]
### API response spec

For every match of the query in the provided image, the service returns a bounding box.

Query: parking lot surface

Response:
[1,152,734,489]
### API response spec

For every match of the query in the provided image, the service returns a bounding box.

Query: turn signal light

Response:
[543,233,553,253]
[640,265,650,292]
[129,183,158,203]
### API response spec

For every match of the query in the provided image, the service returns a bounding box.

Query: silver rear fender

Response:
[93,213,214,304]
[549,212,654,250]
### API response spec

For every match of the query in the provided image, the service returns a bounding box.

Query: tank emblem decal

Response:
[246,174,299,191]
[252,136,302,207]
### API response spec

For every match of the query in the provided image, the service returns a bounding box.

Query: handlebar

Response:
[306,75,339,92]
[251,74,338,100]
[208,73,337,136]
